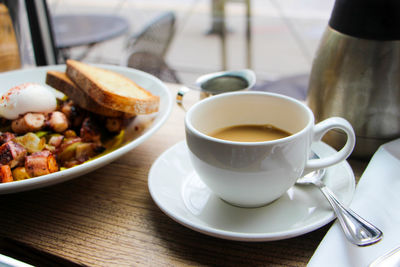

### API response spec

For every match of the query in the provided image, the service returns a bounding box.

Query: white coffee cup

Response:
[185,91,355,208]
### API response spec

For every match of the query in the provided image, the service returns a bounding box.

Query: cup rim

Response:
[185,91,314,146]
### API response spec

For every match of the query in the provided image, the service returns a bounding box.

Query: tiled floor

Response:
[48,0,335,85]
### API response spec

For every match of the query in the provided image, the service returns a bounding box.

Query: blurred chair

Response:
[3,0,58,68]
[122,11,180,83]
[126,51,180,83]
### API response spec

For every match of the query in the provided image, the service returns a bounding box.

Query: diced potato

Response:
[44,144,56,152]
[57,140,82,162]
[12,167,30,181]
[75,143,103,162]
[64,130,77,138]
[0,165,13,183]
[14,132,45,153]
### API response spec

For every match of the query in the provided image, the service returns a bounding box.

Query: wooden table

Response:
[0,84,368,266]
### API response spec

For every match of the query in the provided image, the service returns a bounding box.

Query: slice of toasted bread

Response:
[46,70,129,118]
[66,60,159,115]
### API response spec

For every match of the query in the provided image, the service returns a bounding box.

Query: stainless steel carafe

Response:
[307,0,400,158]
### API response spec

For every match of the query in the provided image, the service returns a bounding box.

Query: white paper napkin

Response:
[308,138,400,267]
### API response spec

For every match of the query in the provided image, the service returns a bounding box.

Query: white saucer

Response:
[148,140,355,242]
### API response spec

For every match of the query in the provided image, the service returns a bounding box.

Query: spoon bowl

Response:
[296,153,383,246]
[297,167,326,186]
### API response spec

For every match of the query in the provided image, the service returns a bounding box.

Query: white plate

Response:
[148,140,355,242]
[0,64,172,194]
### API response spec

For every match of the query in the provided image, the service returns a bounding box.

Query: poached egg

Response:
[0,83,59,120]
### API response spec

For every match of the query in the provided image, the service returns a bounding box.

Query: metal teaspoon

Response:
[296,153,383,246]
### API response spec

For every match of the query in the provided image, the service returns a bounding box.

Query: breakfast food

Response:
[0,83,57,120]
[66,60,159,115]
[0,61,160,183]
[46,70,127,118]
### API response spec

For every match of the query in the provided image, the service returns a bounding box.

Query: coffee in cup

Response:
[185,91,355,208]
[208,124,291,142]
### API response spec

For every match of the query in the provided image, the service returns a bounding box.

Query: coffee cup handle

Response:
[304,117,356,173]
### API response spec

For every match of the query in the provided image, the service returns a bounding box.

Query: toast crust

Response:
[66,60,160,115]
[46,71,129,118]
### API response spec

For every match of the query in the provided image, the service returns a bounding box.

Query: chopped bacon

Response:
[47,111,68,133]
[0,141,27,168]
[48,135,64,147]
[0,132,15,145]
[25,150,58,177]
[11,113,45,134]
[0,165,13,183]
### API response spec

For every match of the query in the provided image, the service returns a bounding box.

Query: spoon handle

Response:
[319,185,383,246]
